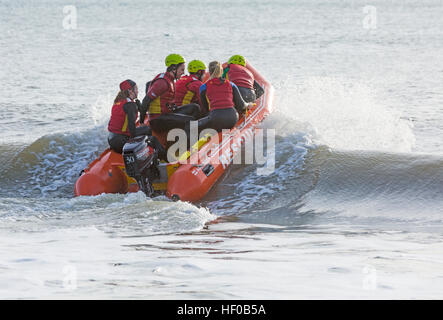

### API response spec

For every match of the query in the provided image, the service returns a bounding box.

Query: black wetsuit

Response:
[193,81,248,134]
[237,80,265,103]
[148,102,200,133]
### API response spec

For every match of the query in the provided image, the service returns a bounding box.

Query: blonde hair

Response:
[114,90,130,103]
[208,61,223,79]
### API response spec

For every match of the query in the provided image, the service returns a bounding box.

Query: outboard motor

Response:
[122,135,159,197]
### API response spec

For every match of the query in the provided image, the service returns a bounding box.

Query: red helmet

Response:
[119,79,136,91]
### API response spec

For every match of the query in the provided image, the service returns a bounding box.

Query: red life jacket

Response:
[174,75,201,106]
[148,72,175,120]
[226,63,254,89]
[108,98,132,136]
[205,78,234,111]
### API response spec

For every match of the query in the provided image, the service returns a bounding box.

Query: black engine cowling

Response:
[122,135,159,197]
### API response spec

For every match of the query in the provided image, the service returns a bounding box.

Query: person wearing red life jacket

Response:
[222,55,264,103]
[139,54,200,133]
[174,60,208,116]
[195,61,253,134]
[107,80,165,157]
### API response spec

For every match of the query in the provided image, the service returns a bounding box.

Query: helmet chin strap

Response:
[169,65,178,80]
[169,63,184,80]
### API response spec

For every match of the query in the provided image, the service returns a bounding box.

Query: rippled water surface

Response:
[1,0,443,299]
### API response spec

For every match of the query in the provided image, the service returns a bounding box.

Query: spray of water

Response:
[89,93,114,127]
[275,76,416,153]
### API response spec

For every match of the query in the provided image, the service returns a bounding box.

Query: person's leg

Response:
[149,118,163,133]
[134,125,152,137]
[237,86,256,103]
[183,113,215,150]
[253,80,264,100]
[210,108,239,131]
[108,132,129,154]
[182,108,238,152]
[150,113,195,132]
[147,135,167,161]
[175,103,201,119]
[196,113,214,132]
[185,108,238,137]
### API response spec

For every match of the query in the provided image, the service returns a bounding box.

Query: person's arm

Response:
[199,84,210,115]
[145,81,151,95]
[231,82,248,114]
[123,102,153,137]
[135,99,145,123]
[147,78,169,100]
[123,102,139,137]
[139,96,150,123]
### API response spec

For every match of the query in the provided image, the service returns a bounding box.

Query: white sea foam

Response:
[276,76,416,153]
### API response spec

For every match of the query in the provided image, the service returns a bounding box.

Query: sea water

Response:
[1,0,443,299]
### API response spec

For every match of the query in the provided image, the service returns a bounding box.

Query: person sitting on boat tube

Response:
[139,54,201,133]
[173,59,208,117]
[222,55,264,103]
[107,79,165,157]
[195,61,253,133]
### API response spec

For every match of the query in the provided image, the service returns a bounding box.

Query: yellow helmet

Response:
[165,53,185,67]
[228,55,246,67]
[188,60,206,73]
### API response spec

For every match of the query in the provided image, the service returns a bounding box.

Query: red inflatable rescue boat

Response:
[74,62,275,202]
